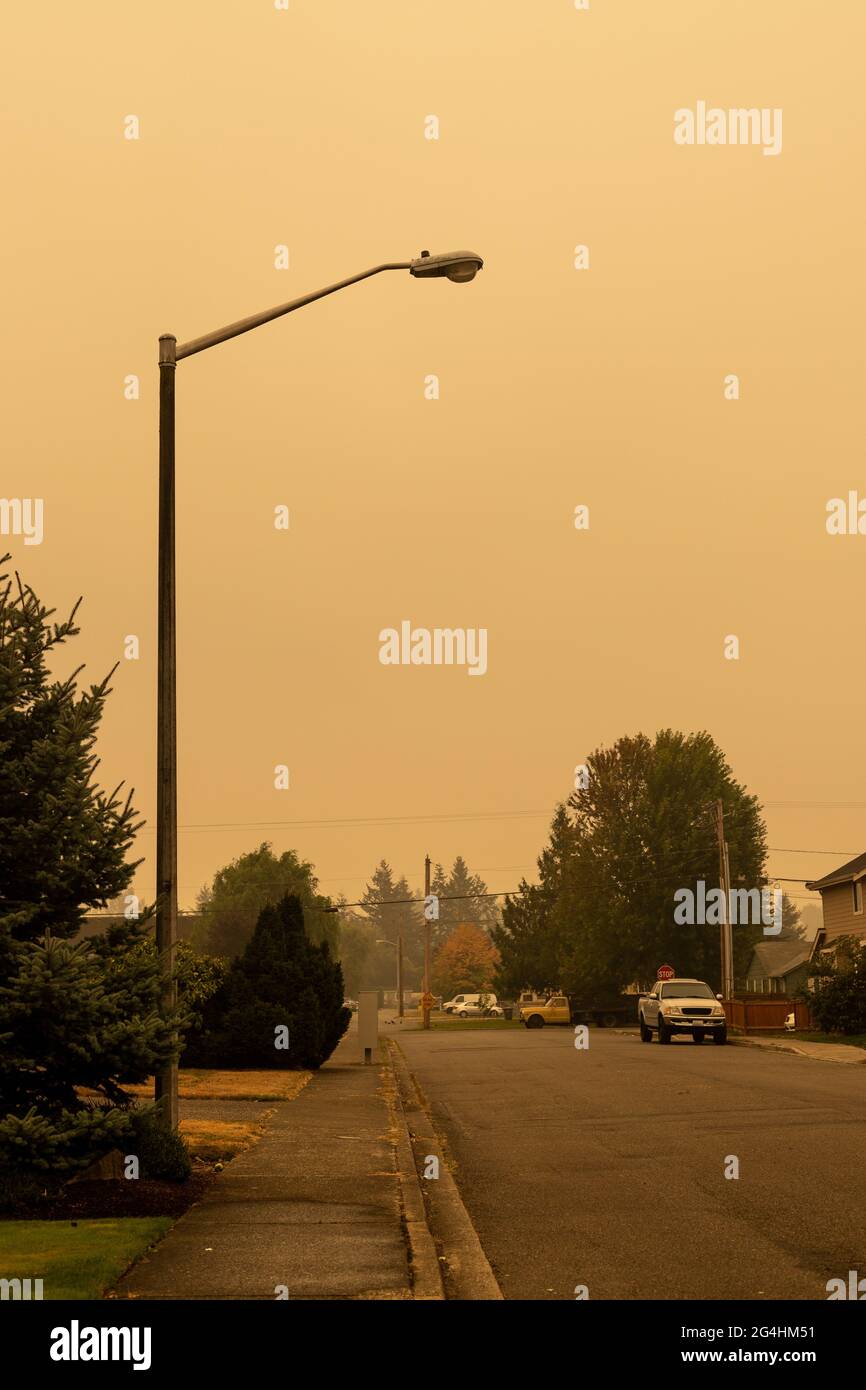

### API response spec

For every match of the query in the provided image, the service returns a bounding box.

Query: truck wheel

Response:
[599,1012,618,1028]
[713,1028,728,1045]
[525,1014,544,1029]
[640,1015,652,1042]
[658,1018,671,1045]
[692,1031,704,1045]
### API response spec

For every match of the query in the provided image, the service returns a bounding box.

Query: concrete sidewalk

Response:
[114,1036,415,1300]
[733,1034,866,1064]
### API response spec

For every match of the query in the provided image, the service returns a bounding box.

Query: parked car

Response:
[442,992,498,1015]
[638,978,727,1045]
[454,998,503,1018]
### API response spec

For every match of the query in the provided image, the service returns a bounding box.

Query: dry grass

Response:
[124,1070,313,1102]
[178,1117,268,1161]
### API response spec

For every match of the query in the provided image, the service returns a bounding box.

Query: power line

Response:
[136,808,554,834]
[128,799,866,834]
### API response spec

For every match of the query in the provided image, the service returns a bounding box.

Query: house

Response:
[742,936,812,996]
[805,852,866,952]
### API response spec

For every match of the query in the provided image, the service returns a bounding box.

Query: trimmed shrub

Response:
[183,894,350,1069]
[126,1107,192,1182]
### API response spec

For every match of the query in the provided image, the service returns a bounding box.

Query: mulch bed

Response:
[4,1165,215,1221]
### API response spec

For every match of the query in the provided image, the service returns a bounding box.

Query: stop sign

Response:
[656,963,675,981]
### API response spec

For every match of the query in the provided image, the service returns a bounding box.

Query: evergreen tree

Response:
[430,856,498,948]
[0,930,178,1171]
[492,805,574,995]
[335,914,373,996]
[0,560,142,942]
[558,730,766,995]
[493,735,767,999]
[0,560,181,1173]
[184,894,350,1069]
[361,860,422,985]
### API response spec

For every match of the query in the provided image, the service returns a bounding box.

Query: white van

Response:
[442,992,498,1016]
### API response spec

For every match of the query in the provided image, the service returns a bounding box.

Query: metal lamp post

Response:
[375,938,402,1013]
[155,250,484,1127]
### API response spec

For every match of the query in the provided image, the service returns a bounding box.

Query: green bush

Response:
[0,931,180,1176]
[0,1101,133,1175]
[183,894,350,1069]
[126,1107,191,1182]
[0,1164,53,1213]
[800,937,866,1034]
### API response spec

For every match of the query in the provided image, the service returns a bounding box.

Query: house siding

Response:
[820,882,866,945]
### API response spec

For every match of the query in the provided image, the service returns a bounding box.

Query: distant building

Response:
[742,937,812,996]
[805,852,866,952]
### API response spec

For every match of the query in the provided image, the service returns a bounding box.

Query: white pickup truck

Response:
[638,978,727,1045]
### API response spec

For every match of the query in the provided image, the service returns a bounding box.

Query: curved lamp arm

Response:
[176,261,413,361]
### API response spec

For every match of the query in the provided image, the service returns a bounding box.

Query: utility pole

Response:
[155,333,178,1132]
[715,799,734,1000]
[397,898,404,1021]
[723,840,734,998]
[423,854,432,1030]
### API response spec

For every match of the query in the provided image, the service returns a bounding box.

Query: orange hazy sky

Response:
[3,1,864,915]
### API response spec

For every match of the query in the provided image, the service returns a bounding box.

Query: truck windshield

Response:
[661,982,714,1000]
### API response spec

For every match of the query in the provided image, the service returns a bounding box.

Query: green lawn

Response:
[0,1218,172,1299]
[750,1028,866,1045]
[783,1028,866,1045]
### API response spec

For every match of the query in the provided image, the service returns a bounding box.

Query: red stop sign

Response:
[656,963,675,981]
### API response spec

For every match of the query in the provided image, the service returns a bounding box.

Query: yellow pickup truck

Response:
[519,995,571,1028]
[519,993,637,1029]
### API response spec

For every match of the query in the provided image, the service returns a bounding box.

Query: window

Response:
[660,982,714,1000]
[853,880,863,915]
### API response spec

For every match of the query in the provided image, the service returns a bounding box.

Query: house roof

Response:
[745,939,812,980]
[805,851,866,892]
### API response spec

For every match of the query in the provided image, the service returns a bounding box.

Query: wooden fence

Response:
[723,999,814,1032]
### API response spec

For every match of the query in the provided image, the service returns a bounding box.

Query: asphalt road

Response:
[395,1025,866,1301]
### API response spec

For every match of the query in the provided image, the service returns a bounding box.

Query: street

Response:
[394,1025,866,1301]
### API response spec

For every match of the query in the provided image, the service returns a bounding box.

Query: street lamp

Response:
[375,938,402,1012]
[155,249,483,1128]
[409,250,483,282]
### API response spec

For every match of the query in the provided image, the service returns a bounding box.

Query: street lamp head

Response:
[410,249,484,282]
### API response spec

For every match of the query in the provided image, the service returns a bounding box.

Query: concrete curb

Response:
[381,1042,445,1300]
[730,1036,866,1064]
[386,1039,503,1301]
[613,1026,865,1064]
